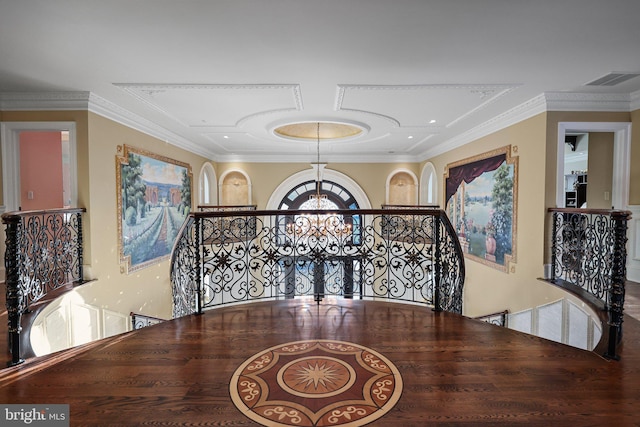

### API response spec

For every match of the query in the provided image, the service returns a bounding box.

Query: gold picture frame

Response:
[116,145,192,273]
[444,145,518,273]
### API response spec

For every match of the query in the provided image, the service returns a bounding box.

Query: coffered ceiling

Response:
[1,0,640,163]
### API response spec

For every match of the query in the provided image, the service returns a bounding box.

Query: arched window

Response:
[278,178,362,245]
[278,179,360,211]
[266,166,371,210]
[420,162,438,205]
[198,163,217,205]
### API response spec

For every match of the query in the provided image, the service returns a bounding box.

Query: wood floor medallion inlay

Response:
[230,339,403,426]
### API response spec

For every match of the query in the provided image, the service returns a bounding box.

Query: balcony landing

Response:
[1,297,640,426]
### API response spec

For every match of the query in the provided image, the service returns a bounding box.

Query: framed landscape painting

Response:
[444,145,518,273]
[116,145,192,273]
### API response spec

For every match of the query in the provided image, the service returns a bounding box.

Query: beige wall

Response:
[426,113,570,316]
[2,107,637,321]
[0,111,209,319]
[425,110,635,316]
[215,162,420,209]
[586,132,614,209]
[83,113,209,319]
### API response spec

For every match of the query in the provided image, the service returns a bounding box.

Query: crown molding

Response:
[2,90,636,164]
[420,93,548,160]
[0,91,216,159]
[420,91,634,161]
[0,91,92,110]
[86,93,215,158]
[213,152,419,164]
[631,89,640,111]
[544,91,631,111]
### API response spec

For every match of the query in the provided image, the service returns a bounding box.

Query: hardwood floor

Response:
[1,298,640,426]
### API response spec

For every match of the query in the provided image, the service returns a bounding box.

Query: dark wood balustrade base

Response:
[2,297,640,426]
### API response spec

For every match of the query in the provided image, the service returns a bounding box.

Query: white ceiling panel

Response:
[116,84,302,127]
[337,84,518,127]
[1,1,639,162]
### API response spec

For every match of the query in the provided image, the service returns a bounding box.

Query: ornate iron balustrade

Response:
[131,312,166,330]
[198,205,257,243]
[171,208,465,318]
[473,310,508,327]
[548,207,631,359]
[2,207,86,366]
[198,205,257,212]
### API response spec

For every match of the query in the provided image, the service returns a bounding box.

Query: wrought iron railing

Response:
[548,207,631,359]
[171,208,465,318]
[131,312,166,330]
[198,205,257,212]
[2,207,86,366]
[473,310,508,327]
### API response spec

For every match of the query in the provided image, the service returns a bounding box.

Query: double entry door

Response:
[279,255,362,302]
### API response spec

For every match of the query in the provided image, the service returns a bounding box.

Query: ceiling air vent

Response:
[585,72,640,86]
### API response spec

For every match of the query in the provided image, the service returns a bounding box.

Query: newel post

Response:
[3,214,25,366]
[433,214,442,312]
[550,211,558,282]
[76,212,84,282]
[194,217,203,315]
[604,211,630,360]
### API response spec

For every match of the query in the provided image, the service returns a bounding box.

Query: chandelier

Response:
[286,123,352,238]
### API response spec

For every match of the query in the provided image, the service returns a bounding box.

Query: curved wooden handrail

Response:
[2,207,86,220]
[170,208,466,317]
[547,207,631,218]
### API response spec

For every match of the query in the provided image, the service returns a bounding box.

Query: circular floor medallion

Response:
[230,340,403,427]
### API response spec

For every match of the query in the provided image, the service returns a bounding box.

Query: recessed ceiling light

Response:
[408,136,414,139]
[223,135,229,139]
[429,119,437,124]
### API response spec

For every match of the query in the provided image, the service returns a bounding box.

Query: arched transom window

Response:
[278,180,360,211]
[278,179,361,243]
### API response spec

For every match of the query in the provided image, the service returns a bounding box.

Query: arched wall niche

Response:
[385,169,419,205]
[219,169,252,205]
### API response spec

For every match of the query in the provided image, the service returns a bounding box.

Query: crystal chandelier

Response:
[286,123,352,238]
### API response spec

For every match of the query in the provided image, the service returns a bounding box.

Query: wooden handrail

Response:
[547,207,631,218]
[170,208,465,318]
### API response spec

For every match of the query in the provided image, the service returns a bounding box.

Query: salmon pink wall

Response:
[19,131,64,210]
